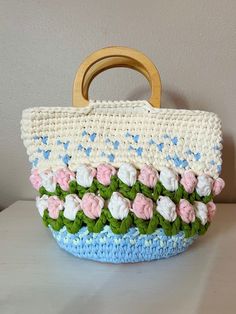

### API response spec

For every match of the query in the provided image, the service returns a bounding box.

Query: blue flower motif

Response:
[171,154,189,168]
[61,154,71,166]
[63,141,69,150]
[108,154,115,162]
[57,139,70,150]
[133,135,139,143]
[148,138,164,152]
[105,138,120,150]
[128,145,143,157]
[85,147,92,157]
[89,133,97,142]
[157,143,164,152]
[43,150,51,160]
[125,132,139,143]
[82,130,87,137]
[77,144,92,157]
[194,153,201,161]
[113,140,120,150]
[41,136,48,145]
[136,147,143,156]
[171,137,178,145]
[185,149,201,161]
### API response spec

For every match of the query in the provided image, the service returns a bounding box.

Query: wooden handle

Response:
[73,46,161,108]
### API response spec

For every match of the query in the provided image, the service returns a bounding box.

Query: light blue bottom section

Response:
[50,226,197,263]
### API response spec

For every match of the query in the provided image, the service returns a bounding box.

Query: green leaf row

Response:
[42,209,210,238]
[39,177,213,205]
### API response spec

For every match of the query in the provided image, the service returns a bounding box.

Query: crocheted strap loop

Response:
[73,46,162,108]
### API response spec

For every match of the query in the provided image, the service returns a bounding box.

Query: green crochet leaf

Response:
[119,213,133,234]
[198,222,210,235]
[171,216,181,235]
[77,181,97,198]
[94,176,119,200]
[195,192,202,201]
[189,192,196,204]
[69,180,78,194]
[55,184,69,200]
[104,209,132,234]
[63,211,84,234]
[83,215,97,232]
[42,209,49,227]
[182,188,189,201]
[181,221,192,238]
[92,211,107,233]
[146,212,159,234]
[46,211,64,231]
[190,218,200,237]
[152,181,163,201]
[133,216,149,234]
[139,182,153,199]
[118,179,140,200]
[39,186,50,197]
[162,187,175,200]
[202,194,213,204]
[174,186,184,203]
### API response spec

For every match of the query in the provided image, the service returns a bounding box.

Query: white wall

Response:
[1,0,236,208]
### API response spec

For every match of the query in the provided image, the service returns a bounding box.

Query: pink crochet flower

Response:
[180,171,197,194]
[55,168,75,191]
[177,199,195,223]
[96,164,116,186]
[212,178,225,196]
[81,193,104,219]
[138,165,159,188]
[29,169,42,190]
[131,193,153,220]
[207,201,217,222]
[48,196,64,219]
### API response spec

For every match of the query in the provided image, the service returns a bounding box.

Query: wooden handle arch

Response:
[73,46,161,108]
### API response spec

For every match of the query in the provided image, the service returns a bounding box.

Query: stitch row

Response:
[42,208,210,238]
[21,101,222,177]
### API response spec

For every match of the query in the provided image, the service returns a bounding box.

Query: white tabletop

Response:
[0,201,235,314]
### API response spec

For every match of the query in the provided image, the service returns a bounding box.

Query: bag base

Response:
[50,226,197,263]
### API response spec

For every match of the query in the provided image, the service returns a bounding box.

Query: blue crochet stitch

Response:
[50,226,197,263]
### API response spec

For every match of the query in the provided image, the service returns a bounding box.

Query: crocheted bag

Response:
[21,47,225,263]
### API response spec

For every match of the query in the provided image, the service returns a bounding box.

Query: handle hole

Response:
[88,68,150,101]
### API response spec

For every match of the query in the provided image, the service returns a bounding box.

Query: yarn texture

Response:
[21,100,224,263]
[50,226,197,263]
[21,101,222,178]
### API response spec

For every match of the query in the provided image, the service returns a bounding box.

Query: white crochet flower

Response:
[108,192,131,220]
[194,201,208,225]
[40,170,56,192]
[156,196,177,222]
[196,175,213,197]
[76,164,96,187]
[63,194,81,221]
[36,195,48,217]
[160,167,178,191]
[117,163,137,186]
